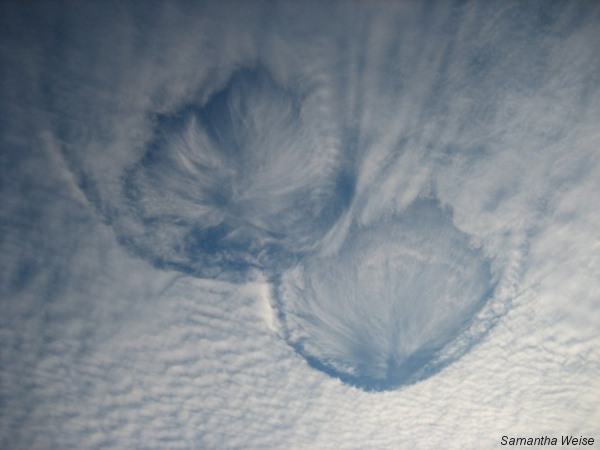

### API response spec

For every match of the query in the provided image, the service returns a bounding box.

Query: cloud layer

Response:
[1,0,599,448]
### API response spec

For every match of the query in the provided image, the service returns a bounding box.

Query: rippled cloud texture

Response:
[1,1,599,448]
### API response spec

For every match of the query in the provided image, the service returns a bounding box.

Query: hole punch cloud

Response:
[276,198,494,390]
[109,66,498,391]
[120,67,353,279]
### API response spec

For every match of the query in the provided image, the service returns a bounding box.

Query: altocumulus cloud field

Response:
[1,1,599,448]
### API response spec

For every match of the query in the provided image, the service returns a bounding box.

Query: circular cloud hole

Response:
[275,198,494,391]
[119,67,353,279]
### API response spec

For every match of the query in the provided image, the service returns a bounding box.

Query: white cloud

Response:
[1,0,599,448]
